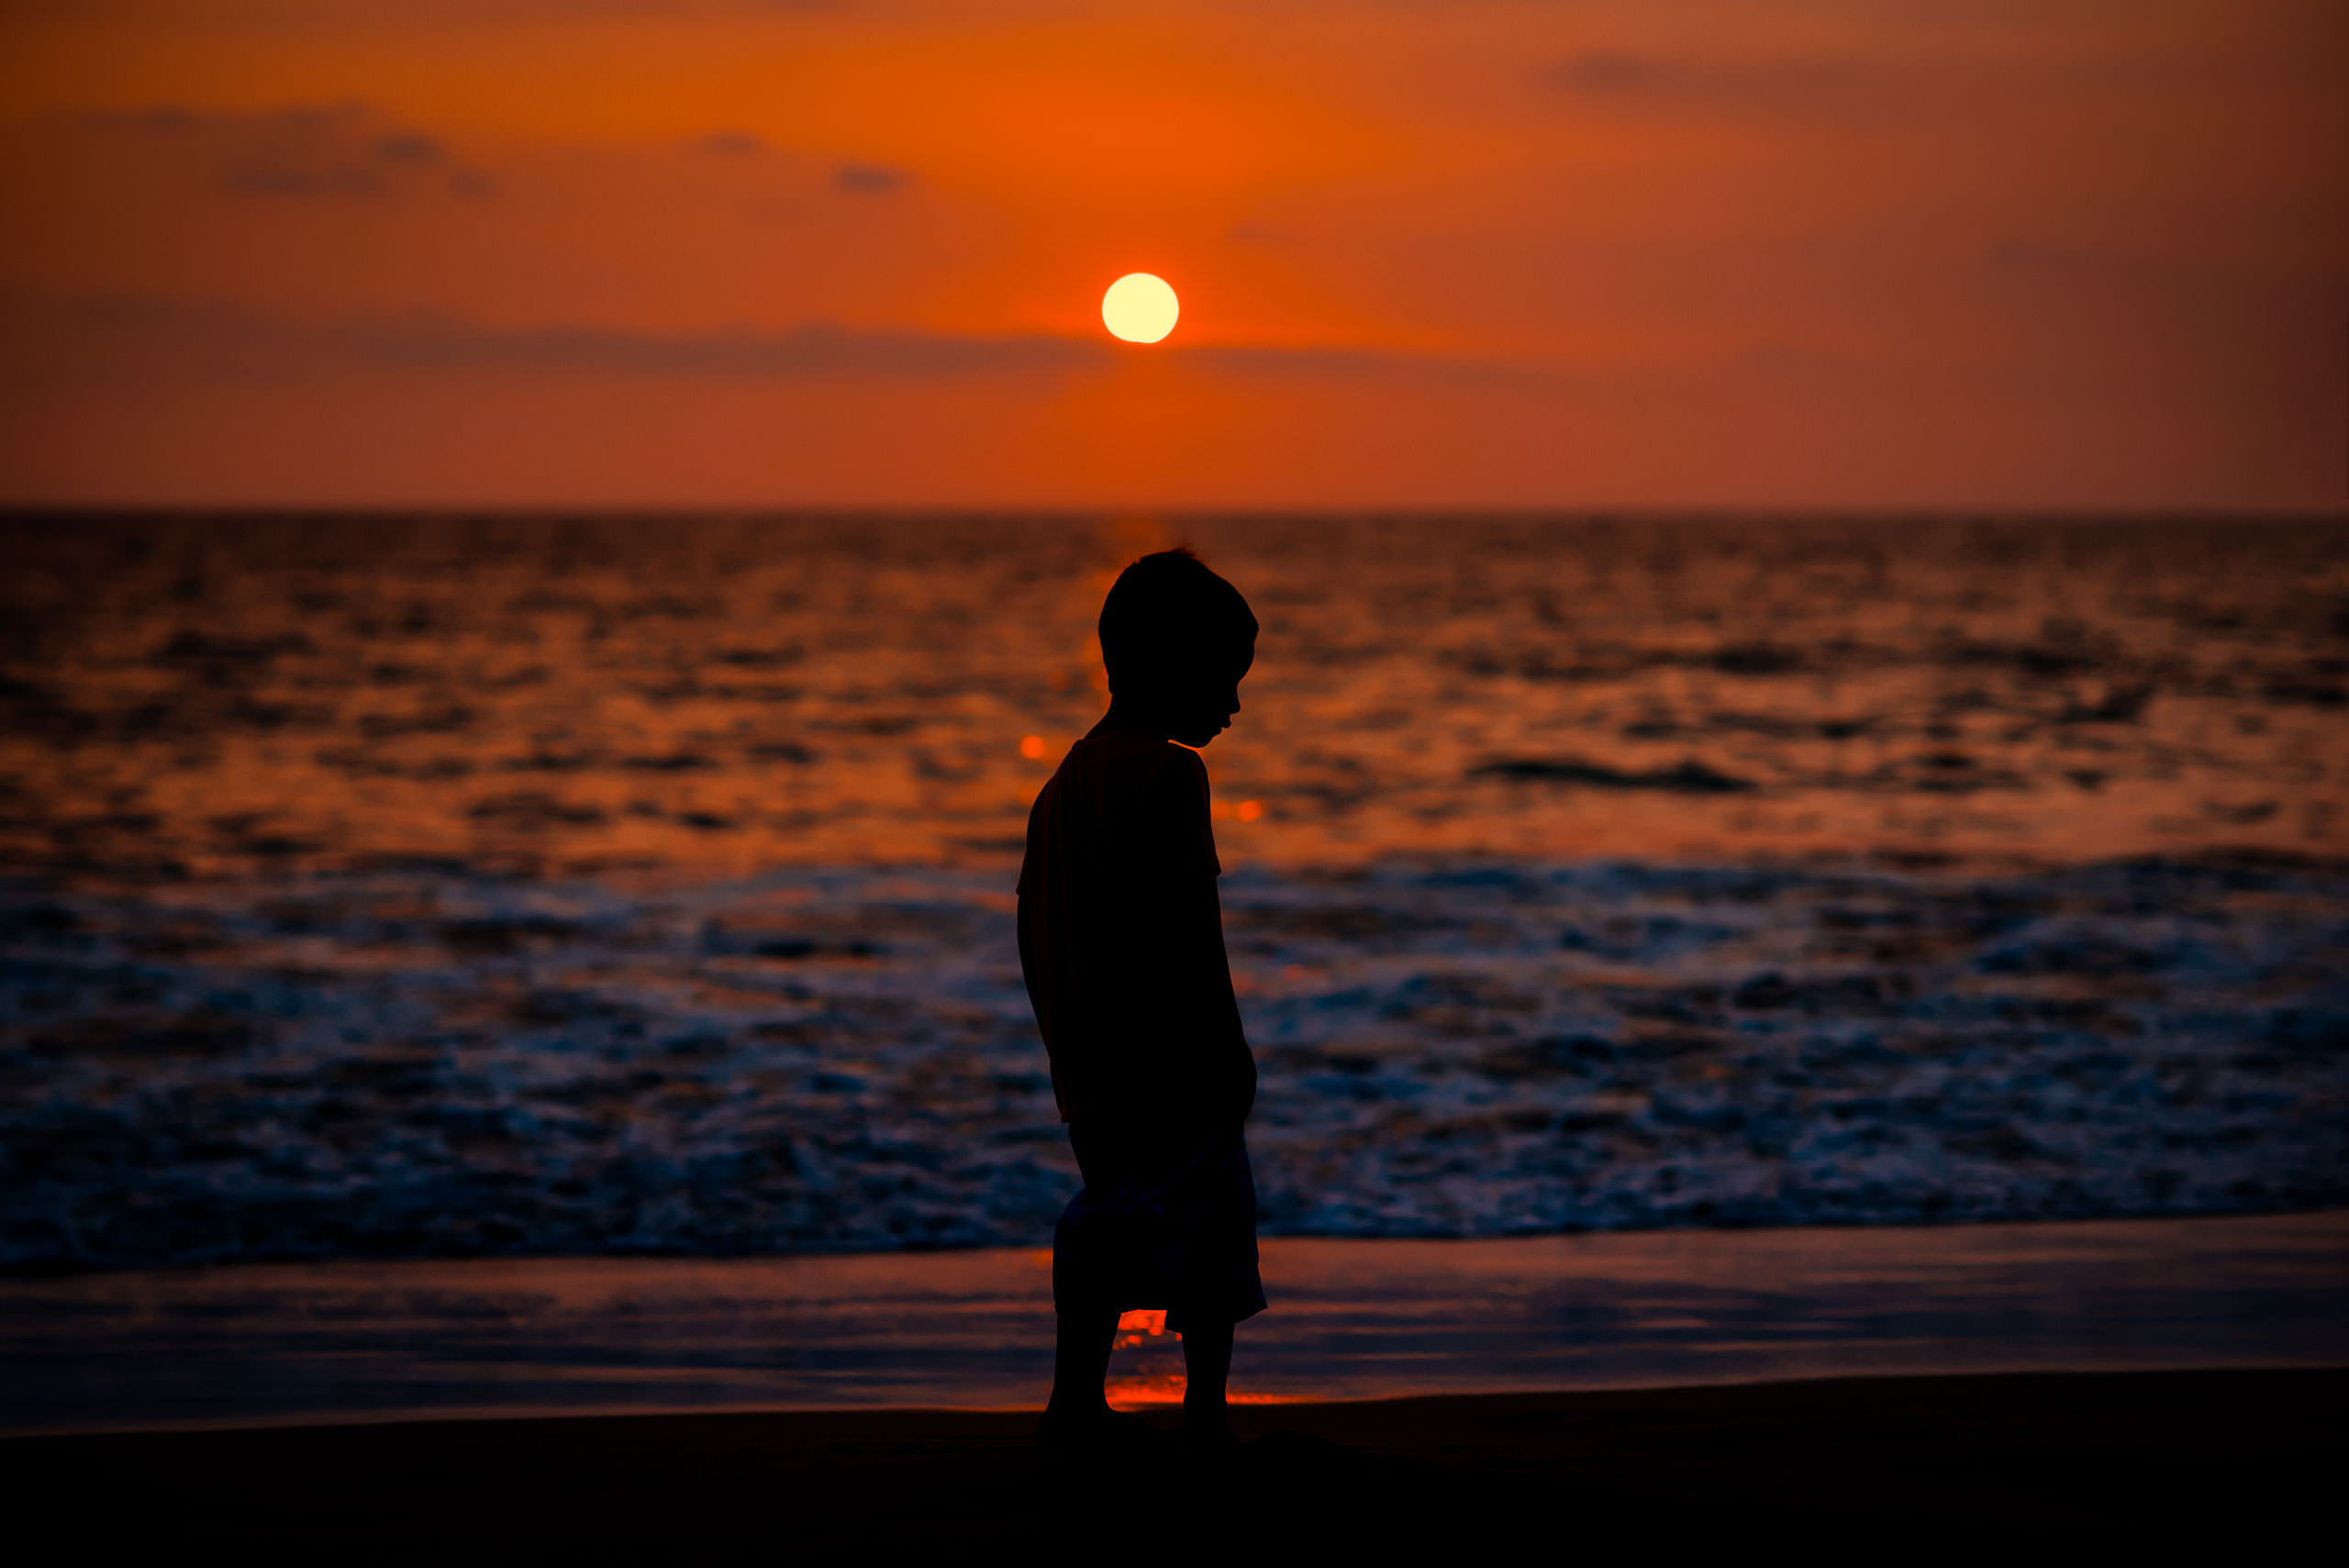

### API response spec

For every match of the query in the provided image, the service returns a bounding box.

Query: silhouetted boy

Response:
[1019,548,1264,1450]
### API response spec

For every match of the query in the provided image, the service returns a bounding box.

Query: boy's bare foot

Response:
[1036,1403,1163,1453]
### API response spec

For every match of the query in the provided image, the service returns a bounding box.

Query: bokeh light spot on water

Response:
[1019,735,1047,760]
[1237,800,1264,822]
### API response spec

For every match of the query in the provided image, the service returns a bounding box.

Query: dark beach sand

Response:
[13,1369,2334,1556]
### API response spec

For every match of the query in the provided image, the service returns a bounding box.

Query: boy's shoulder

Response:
[1023,731,1219,893]
[1064,728,1207,784]
[1035,730,1213,836]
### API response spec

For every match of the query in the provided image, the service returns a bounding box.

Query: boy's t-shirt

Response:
[1017,728,1255,1131]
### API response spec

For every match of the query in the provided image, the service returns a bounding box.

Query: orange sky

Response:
[2,0,2343,508]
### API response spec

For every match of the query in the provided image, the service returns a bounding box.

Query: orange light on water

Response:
[1118,1308,1166,1336]
[1106,1373,1187,1407]
[1236,800,1264,822]
[1019,735,1047,760]
[1105,1375,1301,1409]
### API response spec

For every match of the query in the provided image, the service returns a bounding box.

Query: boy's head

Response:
[1098,548,1257,748]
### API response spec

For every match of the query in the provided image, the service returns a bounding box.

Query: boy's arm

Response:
[1014,887,1075,1121]
[1146,750,1256,1126]
[1017,891,1075,1123]
[1194,872,1255,1124]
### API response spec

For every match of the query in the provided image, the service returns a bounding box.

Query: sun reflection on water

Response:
[1116,1308,1167,1340]
[1104,1374,1302,1409]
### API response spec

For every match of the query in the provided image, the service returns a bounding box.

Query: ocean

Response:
[3,513,2344,1269]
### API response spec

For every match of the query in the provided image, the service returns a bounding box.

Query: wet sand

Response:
[11,1369,2333,1554]
[7,1211,2343,1436]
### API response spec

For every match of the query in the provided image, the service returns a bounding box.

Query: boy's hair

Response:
[1098,548,1258,695]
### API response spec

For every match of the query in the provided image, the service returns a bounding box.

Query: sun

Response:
[1101,272,1179,343]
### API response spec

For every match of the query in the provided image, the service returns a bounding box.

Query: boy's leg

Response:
[1179,1318,1234,1435]
[1047,1120,1123,1424]
[1045,1306,1119,1418]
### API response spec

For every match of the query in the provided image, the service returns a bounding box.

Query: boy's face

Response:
[1163,636,1254,749]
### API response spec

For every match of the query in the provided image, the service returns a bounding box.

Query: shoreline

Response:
[6,1209,2342,1439]
[14,1369,2337,1551]
[5,1351,2340,1444]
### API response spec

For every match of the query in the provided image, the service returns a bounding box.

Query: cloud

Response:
[1186,341,1400,378]
[367,317,1588,389]
[77,103,489,197]
[831,161,909,195]
[3,295,1114,382]
[369,315,1092,375]
[4,294,1616,394]
[1544,50,1920,123]
[1183,339,1596,394]
[687,129,767,156]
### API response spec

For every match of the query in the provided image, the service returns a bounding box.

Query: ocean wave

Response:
[3,854,2343,1269]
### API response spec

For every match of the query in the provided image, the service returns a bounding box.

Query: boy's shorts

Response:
[1052,1118,1268,1332]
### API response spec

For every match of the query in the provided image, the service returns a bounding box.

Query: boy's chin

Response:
[1174,728,1220,748]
